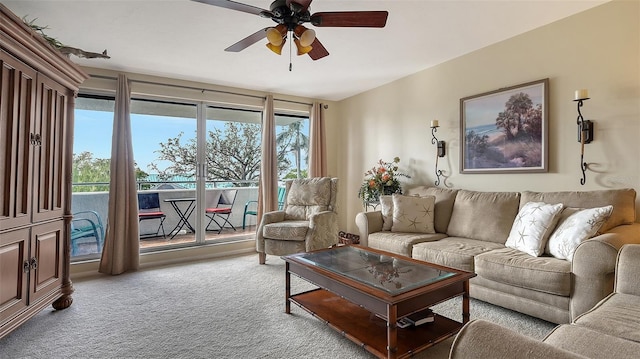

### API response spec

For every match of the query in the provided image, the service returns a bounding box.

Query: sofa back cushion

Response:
[406,186,459,233]
[390,194,436,234]
[447,190,521,243]
[520,189,636,232]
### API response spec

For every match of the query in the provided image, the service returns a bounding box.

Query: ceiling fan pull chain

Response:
[289,31,293,71]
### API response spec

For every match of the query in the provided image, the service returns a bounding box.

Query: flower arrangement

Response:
[358,157,410,203]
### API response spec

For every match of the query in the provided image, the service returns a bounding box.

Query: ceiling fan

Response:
[191,0,388,62]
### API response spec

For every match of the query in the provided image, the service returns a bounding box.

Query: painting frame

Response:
[460,78,549,174]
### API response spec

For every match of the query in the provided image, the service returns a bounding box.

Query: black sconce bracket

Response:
[431,126,445,186]
[578,119,593,144]
[575,98,592,185]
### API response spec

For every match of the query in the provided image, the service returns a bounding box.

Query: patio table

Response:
[164,197,196,238]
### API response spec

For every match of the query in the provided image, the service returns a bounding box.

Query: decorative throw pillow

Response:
[505,202,564,257]
[379,195,394,231]
[391,194,436,234]
[547,205,613,261]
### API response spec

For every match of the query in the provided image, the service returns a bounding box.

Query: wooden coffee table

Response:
[282,245,476,359]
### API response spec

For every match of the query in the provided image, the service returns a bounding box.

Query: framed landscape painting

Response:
[460,78,549,173]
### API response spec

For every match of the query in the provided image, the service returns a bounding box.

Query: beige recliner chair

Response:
[257,177,339,264]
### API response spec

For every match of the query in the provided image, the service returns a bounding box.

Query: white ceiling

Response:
[4,0,607,101]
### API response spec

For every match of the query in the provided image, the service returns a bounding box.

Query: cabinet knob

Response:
[23,260,30,273]
[30,257,38,270]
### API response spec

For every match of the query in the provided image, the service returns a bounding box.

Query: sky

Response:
[73,109,308,174]
[74,110,196,171]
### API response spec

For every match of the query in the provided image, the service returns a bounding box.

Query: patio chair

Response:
[138,192,167,239]
[256,177,339,264]
[242,187,286,229]
[206,189,238,234]
[71,210,105,256]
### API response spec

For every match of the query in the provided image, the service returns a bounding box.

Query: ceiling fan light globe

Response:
[294,25,316,47]
[294,38,313,56]
[266,41,285,55]
[266,27,285,46]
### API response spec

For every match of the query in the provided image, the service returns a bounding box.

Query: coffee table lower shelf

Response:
[289,288,463,359]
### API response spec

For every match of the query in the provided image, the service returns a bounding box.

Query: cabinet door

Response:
[0,50,36,229]
[31,73,70,223]
[0,227,30,326]
[29,220,64,304]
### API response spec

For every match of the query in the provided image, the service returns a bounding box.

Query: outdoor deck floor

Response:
[73,225,257,258]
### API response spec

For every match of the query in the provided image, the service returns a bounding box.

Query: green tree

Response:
[72,151,148,192]
[495,92,541,141]
[150,122,292,185]
[276,121,309,179]
[283,169,308,179]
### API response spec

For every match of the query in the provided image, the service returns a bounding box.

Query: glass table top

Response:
[291,246,456,295]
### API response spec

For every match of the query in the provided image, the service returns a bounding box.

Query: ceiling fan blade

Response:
[225,28,268,52]
[191,0,267,16]
[311,11,388,27]
[286,0,313,12]
[307,38,329,61]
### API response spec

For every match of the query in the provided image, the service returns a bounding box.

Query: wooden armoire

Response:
[0,4,88,339]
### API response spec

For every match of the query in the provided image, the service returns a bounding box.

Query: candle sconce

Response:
[430,121,446,186]
[574,89,593,185]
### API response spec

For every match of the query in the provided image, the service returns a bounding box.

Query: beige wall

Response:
[334,0,640,233]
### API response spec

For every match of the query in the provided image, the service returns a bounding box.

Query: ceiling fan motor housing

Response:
[269,0,311,30]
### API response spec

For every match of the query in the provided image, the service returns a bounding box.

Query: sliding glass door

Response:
[72,91,310,260]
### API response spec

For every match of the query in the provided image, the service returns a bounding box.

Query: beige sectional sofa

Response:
[449,244,640,359]
[355,187,640,324]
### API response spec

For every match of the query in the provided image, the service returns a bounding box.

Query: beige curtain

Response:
[99,74,140,275]
[256,94,279,223]
[308,101,327,177]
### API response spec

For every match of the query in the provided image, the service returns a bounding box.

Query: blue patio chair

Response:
[242,187,285,229]
[71,211,105,256]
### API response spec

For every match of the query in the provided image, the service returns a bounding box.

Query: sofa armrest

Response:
[355,211,384,247]
[307,211,339,251]
[449,320,586,359]
[570,223,640,320]
[615,243,640,295]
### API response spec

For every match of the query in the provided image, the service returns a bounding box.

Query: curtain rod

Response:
[89,74,314,106]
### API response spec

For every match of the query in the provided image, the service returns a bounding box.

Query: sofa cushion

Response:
[391,194,436,234]
[380,195,393,231]
[263,220,309,241]
[475,248,571,296]
[520,188,636,232]
[546,206,613,261]
[412,238,504,272]
[543,324,640,358]
[505,202,564,257]
[406,186,459,233]
[573,292,640,343]
[284,177,331,220]
[368,231,446,257]
[447,190,521,244]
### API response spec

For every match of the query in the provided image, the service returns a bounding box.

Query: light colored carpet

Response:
[0,254,555,358]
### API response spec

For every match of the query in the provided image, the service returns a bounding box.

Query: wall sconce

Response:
[430,120,445,186]
[574,89,593,185]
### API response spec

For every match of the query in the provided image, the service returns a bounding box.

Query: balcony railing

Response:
[71,182,261,258]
